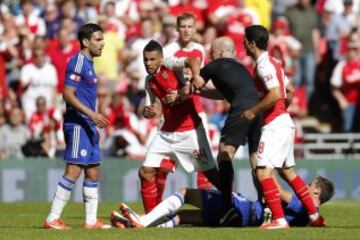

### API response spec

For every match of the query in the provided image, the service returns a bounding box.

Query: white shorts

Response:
[143,124,216,173]
[257,114,295,169]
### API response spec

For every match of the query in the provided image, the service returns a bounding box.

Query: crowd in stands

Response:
[1,0,360,160]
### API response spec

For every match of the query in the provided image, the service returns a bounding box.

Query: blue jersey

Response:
[64,51,98,126]
[283,194,311,227]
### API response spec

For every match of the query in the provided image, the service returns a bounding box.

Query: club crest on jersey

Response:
[162,71,168,79]
[70,74,81,82]
[80,149,87,157]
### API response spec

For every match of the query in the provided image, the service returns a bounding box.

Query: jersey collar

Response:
[256,51,268,65]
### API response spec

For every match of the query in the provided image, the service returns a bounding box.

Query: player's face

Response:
[309,179,321,202]
[243,38,255,58]
[144,50,163,74]
[177,18,195,43]
[87,31,105,57]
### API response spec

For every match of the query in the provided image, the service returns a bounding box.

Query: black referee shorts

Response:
[220,108,262,154]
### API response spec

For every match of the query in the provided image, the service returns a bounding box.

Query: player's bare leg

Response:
[44,164,83,229]
[139,166,159,213]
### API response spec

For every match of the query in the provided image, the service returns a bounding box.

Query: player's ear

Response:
[83,38,90,48]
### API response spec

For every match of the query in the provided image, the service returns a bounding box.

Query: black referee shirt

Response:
[200,58,258,109]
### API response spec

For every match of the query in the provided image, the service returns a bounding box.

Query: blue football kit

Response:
[200,189,311,227]
[63,51,101,165]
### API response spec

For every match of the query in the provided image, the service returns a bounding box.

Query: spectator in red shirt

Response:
[47,27,79,93]
[170,0,205,30]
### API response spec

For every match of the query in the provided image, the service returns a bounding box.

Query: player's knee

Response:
[139,167,156,181]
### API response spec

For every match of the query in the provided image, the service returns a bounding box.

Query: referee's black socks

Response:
[218,161,234,212]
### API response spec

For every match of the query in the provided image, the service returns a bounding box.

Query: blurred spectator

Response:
[271,0,297,19]
[101,1,126,39]
[0,107,30,159]
[125,18,156,89]
[20,48,57,120]
[47,27,80,93]
[169,0,205,30]
[245,0,272,29]
[343,0,358,28]
[44,3,61,40]
[206,0,237,29]
[330,41,360,132]
[269,17,302,78]
[156,15,177,46]
[15,0,46,38]
[285,0,321,101]
[77,0,98,24]
[203,26,218,64]
[60,0,84,34]
[322,1,351,71]
[94,15,125,89]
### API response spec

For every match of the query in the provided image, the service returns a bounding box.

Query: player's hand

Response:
[243,108,256,121]
[183,68,193,81]
[143,105,156,119]
[91,113,110,129]
[163,89,178,105]
[192,75,205,89]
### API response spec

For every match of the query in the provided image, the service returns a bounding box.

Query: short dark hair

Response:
[177,12,195,27]
[245,25,269,50]
[316,176,335,204]
[77,23,103,49]
[143,40,163,55]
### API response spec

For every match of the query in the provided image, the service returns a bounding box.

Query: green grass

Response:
[0,201,359,240]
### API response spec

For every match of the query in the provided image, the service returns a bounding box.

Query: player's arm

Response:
[63,86,109,128]
[63,58,109,128]
[143,76,158,118]
[330,61,348,110]
[185,57,205,89]
[243,67,282,120]
[273,172,292,204]
[196,80,225,100]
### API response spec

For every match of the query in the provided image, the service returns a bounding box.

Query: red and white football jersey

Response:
[254,52,289,125]
[163,41,206,113]
[330,59,360,104]
[145,64,201,132]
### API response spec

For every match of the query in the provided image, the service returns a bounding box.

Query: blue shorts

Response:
[63,123,102,165]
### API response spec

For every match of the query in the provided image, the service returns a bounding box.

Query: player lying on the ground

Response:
[111,175,334,228]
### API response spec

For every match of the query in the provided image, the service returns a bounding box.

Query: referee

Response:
[188,36,261,225]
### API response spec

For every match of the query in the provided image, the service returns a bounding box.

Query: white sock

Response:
[83,180,99,225]
[276,218,288,226]
[156,215,180,228]
[140,192,184,227]
[47,176,75,222]
[309,212,320,221]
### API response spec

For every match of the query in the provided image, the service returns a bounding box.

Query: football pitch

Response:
[0,201,359,240]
